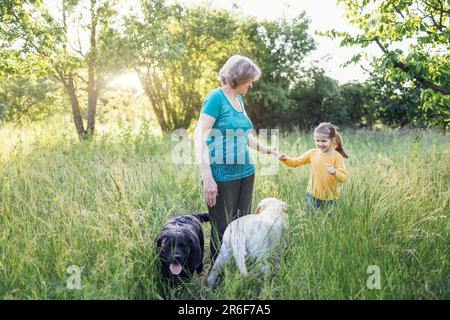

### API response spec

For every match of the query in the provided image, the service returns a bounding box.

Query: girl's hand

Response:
[279,153,287,161]
[326,164,336,175]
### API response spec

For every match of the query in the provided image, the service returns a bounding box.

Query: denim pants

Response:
[304,192,335,214]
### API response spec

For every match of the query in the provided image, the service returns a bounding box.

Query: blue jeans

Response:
[304,192,335,214]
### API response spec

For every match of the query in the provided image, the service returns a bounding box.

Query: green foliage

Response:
[1,1,448,132]
[288,66,342,129]
[0,0,126,136]
[339,82,375,127]
[120,3,316,132]
[242,14,316,129]
[329,0,450,128]
[366,58,449,129]
[122,1,239,132]
[0,75,62,122]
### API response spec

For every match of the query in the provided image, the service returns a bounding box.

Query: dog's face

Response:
[255,197,288,215]
[156,232,192,276]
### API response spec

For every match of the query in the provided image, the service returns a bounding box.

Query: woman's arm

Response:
[247,133,278,156]
[194,114,218,207]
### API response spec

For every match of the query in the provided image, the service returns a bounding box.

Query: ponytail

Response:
[334,132,349,158]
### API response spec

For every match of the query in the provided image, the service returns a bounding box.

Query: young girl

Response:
[279,122,349,212]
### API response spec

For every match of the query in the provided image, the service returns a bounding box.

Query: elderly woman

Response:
[194,55,277,262]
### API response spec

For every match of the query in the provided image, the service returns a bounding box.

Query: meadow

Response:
[0,116,448,299]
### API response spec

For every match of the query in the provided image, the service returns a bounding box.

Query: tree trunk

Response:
[61,0,85,140]
[87,0,97,137]
[65,73,86,139]
[139,71,170,132]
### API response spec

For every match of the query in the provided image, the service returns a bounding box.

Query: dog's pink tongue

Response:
[169,263,182,275]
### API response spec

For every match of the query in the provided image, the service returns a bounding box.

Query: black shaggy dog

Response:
[155,213,209,279]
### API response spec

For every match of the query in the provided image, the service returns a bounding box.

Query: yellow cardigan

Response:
[281,149,348,200]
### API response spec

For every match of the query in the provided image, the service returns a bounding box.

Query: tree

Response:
[0,74,61,122]
[289,66,348,129]
[366,58,448,129]
[339,82,375,128]
[0,0,121,139]
[122,0,239,132]
[327,0,449,132]
[240,13,316,130]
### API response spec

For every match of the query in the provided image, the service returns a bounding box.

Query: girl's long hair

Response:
[314,122,349,158]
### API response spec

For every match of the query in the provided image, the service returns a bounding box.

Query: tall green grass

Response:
[0,119,448,299]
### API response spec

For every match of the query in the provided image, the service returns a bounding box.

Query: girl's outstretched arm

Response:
[280,149,313,168]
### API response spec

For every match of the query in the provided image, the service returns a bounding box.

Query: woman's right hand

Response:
[202,176,218,207]
[266,146,279,157]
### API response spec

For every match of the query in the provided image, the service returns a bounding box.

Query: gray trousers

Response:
[208,174,255,262]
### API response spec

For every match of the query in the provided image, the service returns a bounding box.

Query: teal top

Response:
[200,88,255,182]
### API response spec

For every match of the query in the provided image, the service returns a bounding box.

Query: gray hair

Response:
[218,55,261,88]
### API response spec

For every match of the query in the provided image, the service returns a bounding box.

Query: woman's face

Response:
[235,79,254,95]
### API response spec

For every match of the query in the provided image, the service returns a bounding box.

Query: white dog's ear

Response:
[255,203,264,214]
[280,201,288,213]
